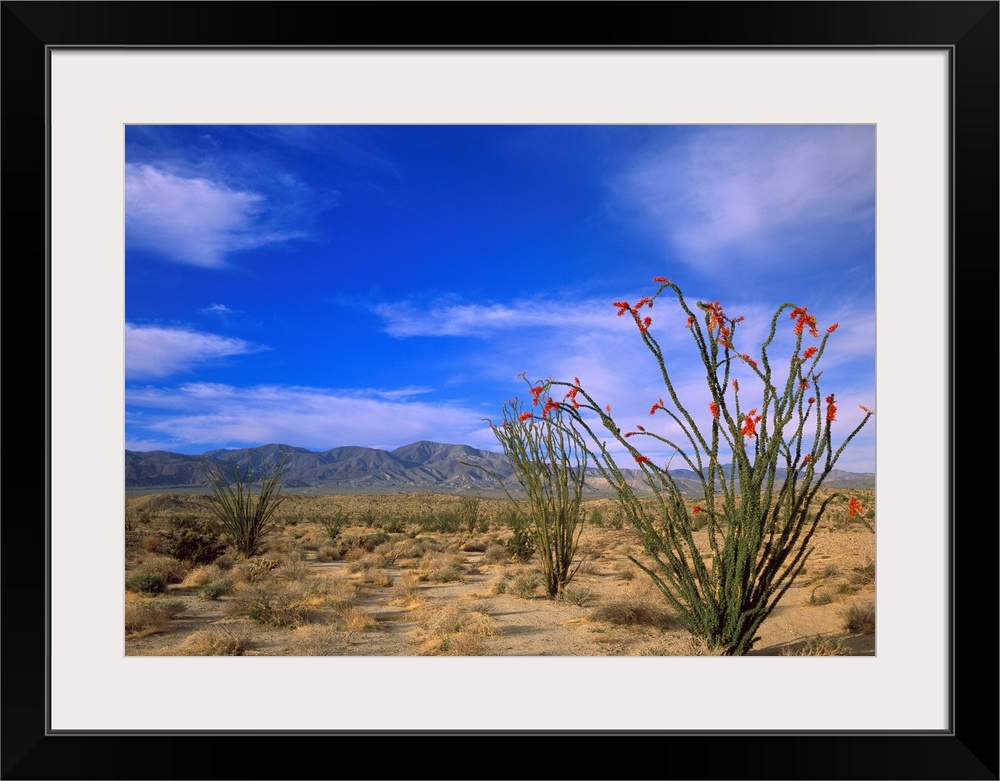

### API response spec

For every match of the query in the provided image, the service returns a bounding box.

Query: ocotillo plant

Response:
[533,277,873,655]
[470,393,588,598]
[202,449,289,558]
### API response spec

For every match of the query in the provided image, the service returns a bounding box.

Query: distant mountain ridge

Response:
[125,440,875,495]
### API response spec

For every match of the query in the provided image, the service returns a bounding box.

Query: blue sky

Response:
[125,124,876,472]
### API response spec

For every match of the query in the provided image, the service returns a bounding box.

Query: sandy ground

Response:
[125,513,875,658]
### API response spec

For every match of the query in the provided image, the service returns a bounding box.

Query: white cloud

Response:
[372,295,626,338]
[125,164,302,268]
[125,382,488,453]
[612,126,875,269]
[202,303,238,316]
[125,324,266,380]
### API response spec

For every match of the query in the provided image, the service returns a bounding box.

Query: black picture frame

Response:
[4,2,997,779]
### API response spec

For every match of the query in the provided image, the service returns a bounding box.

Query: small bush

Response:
[509,574,541,599]
[141,536,160,553]
[842,601,876,634]
[199,578,235,601]
[180,564,224,588]
[175,624,252,656]
[317,510,349,541]
[591,600,674,629]
[163,516,225,565]
[126,572,166,594]
[561,586,593,606]
[124,598,185,636]
[504,526,535,563]
[481,544,509,564]
[136,555,190,585]
[316,545,342,562]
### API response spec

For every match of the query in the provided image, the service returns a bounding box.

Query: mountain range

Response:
[125,440,875,496]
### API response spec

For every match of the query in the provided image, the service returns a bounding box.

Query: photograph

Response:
[123,123,878,660]
[5,0,995,777]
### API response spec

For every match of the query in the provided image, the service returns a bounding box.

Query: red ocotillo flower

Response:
[692,505,701,514]
[825,394,837,422]
[802,346,818,360]
[709,401,720,419]
[542,397,560,418]
[613,301,630,316]
[827,323,839,333]
[635,455,650,464]
[652,276,669,283]
[518,411,533,422]
[848,497,864,518]
[529,386,544,405]
[741,409,762,438]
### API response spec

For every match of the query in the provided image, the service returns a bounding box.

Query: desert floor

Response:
[125,491,876,657]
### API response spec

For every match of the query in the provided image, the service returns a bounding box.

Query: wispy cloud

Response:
[372,296,624,338]
[125,163,304,268]
[612,126,875,270]
[125,382,486,453]
[125,324,267,380]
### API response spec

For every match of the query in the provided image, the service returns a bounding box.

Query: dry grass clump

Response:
[174,623,253,656]
[480,543,509,565]
[560,586,593,606]
[315,545,343,562]
[345,551,387,573]
[841,601,876,634]
[132,555,190,585]
[141,536,160,553]
[414,603,500,655]
[416,552,465,583]
[362,569,394,588]
[783,635,851,656]
[335,606,377,633]
[386,575,424,610]
[590,600,674,629]
[227,580,317,628]
[124,597,186,638]
[232,557,280,584]
[589,582,676,629]
[849,559,876,586]
[287,624,341,655]
[180,563,225,588]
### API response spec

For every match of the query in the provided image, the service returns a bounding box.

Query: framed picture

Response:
[6,2,996,778]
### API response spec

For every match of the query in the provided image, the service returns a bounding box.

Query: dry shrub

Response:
[363,569,394,588]
[315,545,342,562]
[288,624,341,655]
[180,564,224,588]
[481,543,508,565]
[232,557,280,584]
[135,555,190,585]
[841,601,876,634]
[275,560,312,581]
[174,624,253,656]
[346,551,386,573]
[228,580,314,628]
[337,607,376,633]
[124,598,186,638]
[386,575,423,610]
[784,635,851,656]
[416,552,465,583]
[591,601,674,629]
[415,603,500,655]
[141,536,160,553]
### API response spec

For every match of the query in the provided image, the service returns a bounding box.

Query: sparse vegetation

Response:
[841,601,876,634]
[203,449,289,557]
[125,489,874,657]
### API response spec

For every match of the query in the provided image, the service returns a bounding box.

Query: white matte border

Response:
[49,49,949,731]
